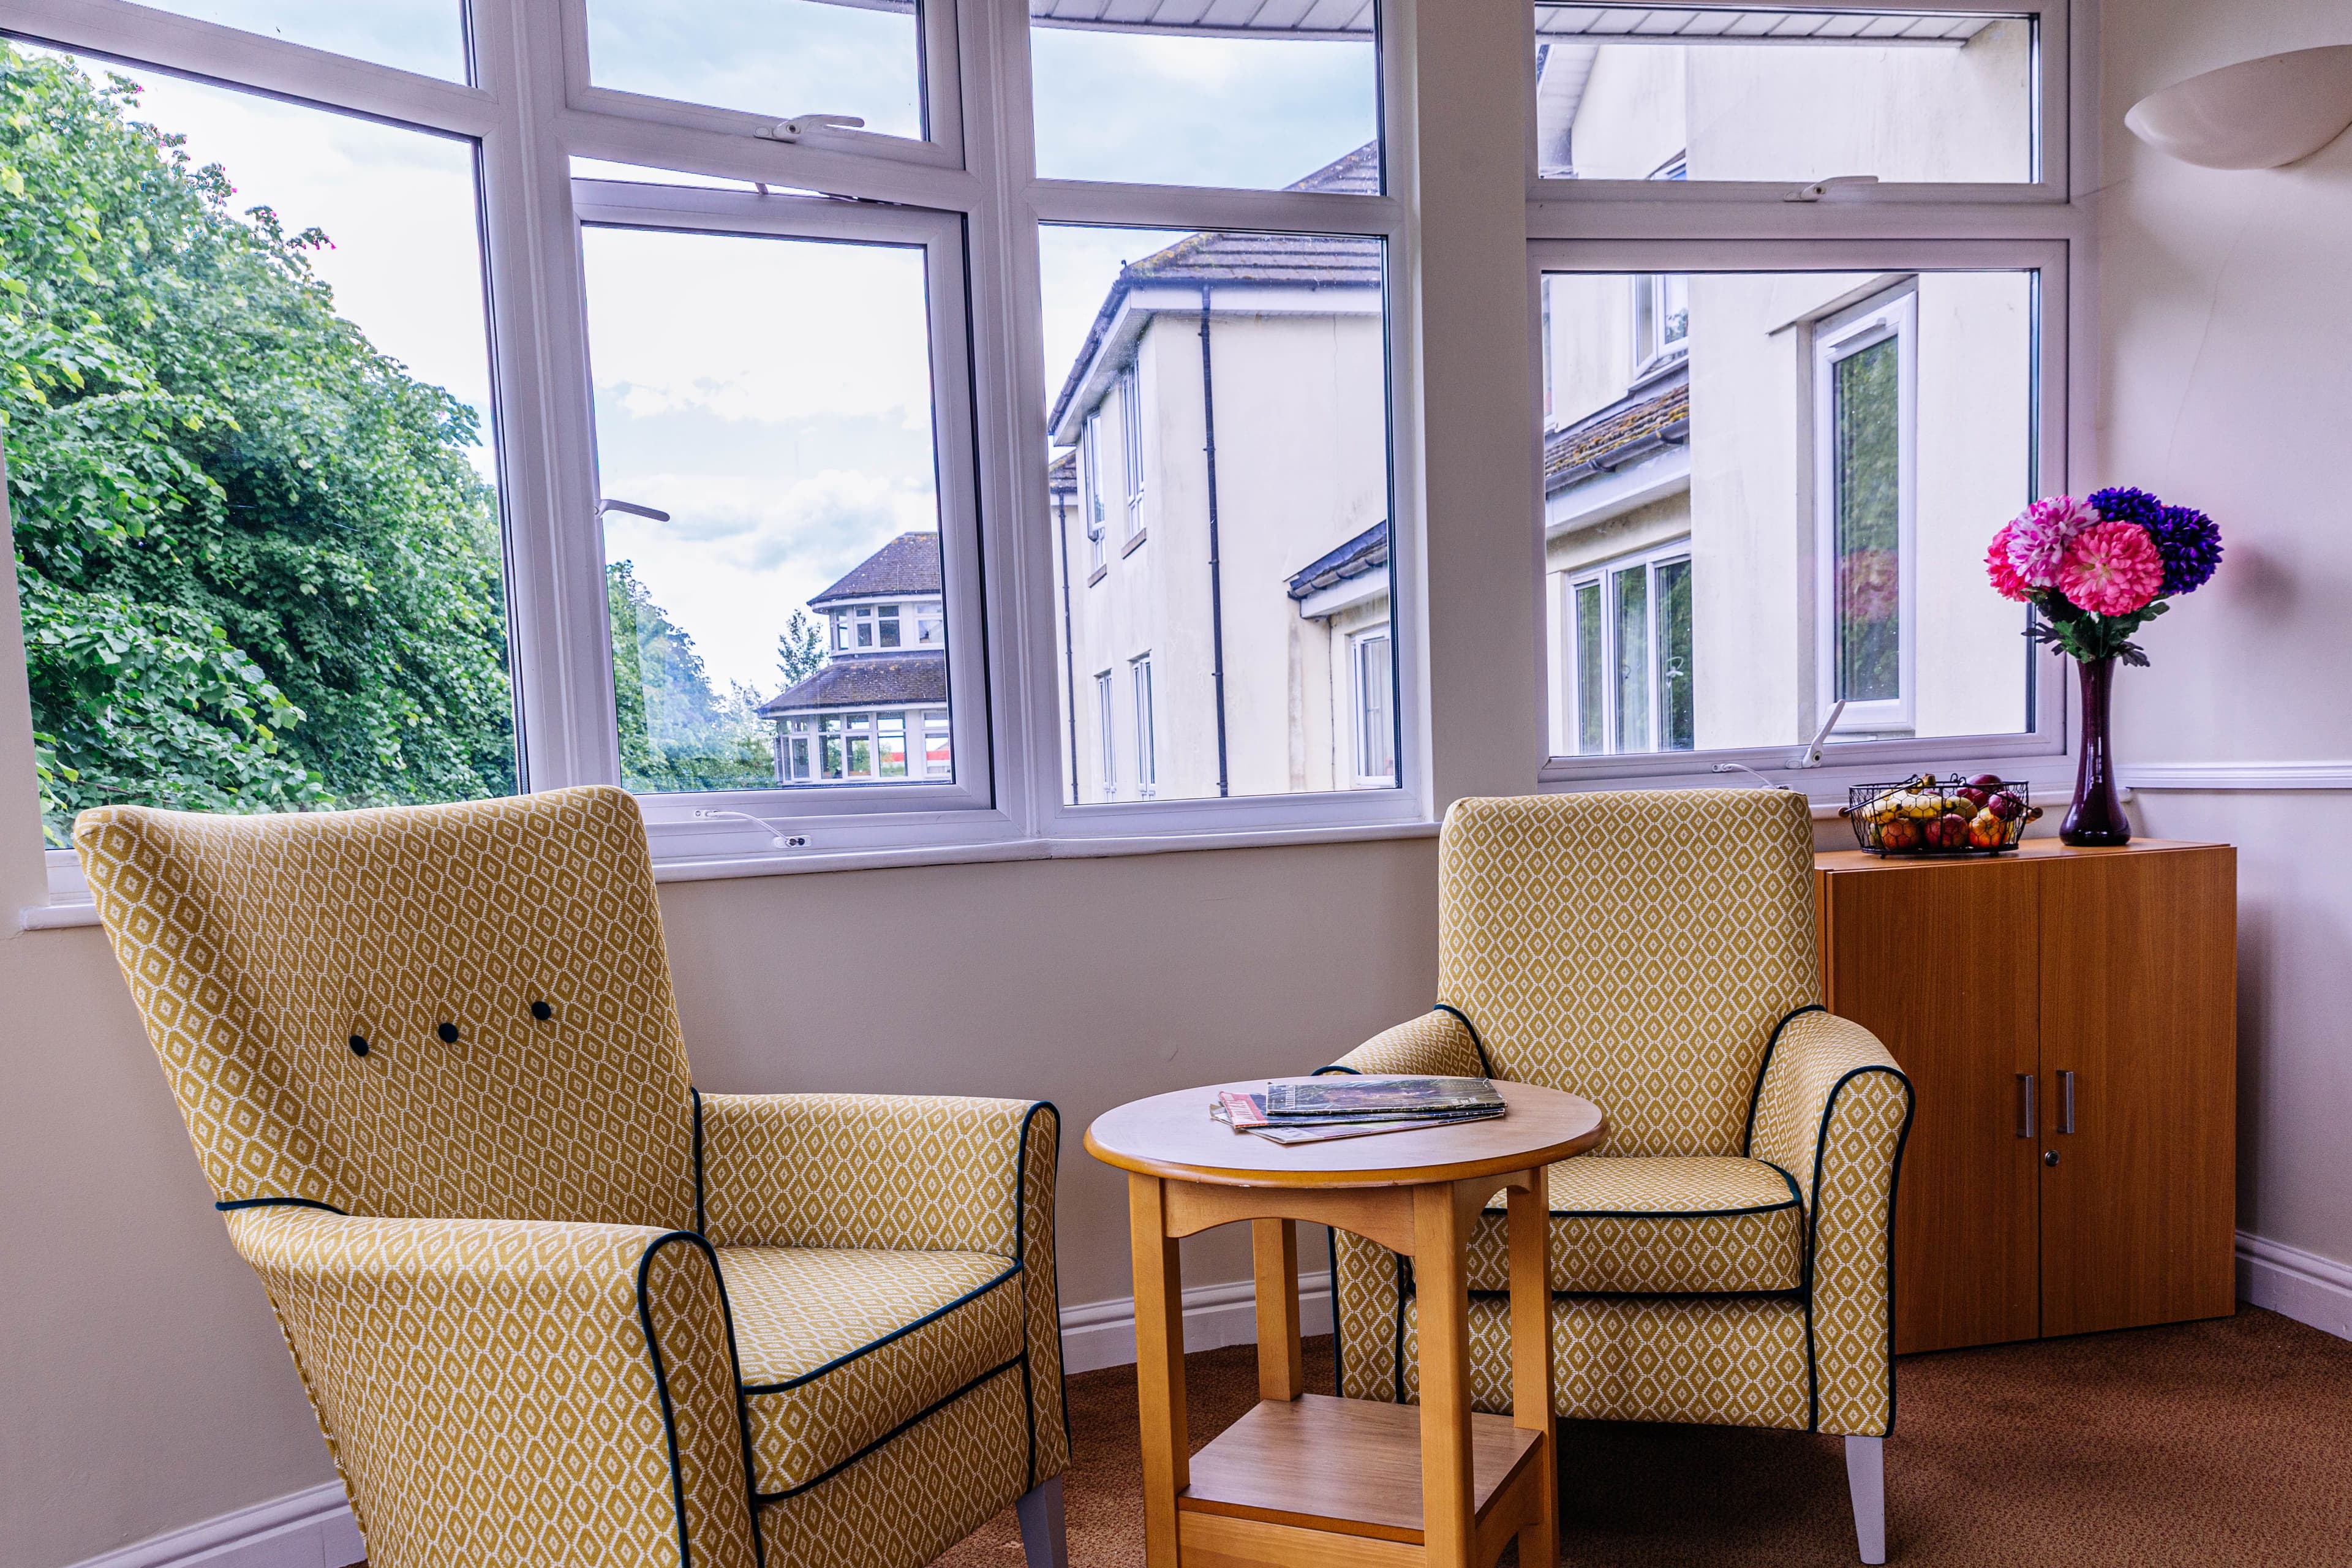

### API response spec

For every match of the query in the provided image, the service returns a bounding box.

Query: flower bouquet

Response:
[1986,487,2222,845]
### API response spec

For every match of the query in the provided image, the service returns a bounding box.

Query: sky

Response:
[37,10,1376,706]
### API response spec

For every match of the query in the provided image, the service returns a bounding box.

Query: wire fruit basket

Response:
[1842,774,2039,856]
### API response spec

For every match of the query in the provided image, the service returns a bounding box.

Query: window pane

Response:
[1030,6,1379,190]
[1574,581,1605,754]
[580,227,951,794]
[129,1,465,80]
[1834,336,1902,704]
[876,714,907,777]
[586,0,924,142]
[1357,634,1395,781]
[1613,567,1651,752]
[1656,558,1695,751]
[7,48,513,844]
[1534,6,2035,184]
[1539,268,2036,756]
[1045,223,1392,804]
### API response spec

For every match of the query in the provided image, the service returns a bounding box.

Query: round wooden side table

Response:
[1085,1079,1607,1568]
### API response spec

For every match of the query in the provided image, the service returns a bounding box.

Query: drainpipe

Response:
[1200,285,1231,797]
[1054,483,1080,804]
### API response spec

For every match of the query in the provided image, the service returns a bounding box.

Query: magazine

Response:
[1262,1076,1504,1118]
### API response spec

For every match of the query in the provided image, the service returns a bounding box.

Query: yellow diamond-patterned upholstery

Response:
[1463,1156,1804,1294]
[76,788,1067,1568]
[1323,789,1912,1442]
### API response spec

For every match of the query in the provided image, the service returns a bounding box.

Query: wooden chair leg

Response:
[1845,1435,1886,1565]
[1016,1474,1069,1568]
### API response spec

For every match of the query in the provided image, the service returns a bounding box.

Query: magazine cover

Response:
[1262,1076,1502,1118]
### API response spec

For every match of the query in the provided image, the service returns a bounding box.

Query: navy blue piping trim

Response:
[738,1264,1021,1394]
[1540,1199,1798,1220]
[1745,1004,1826,1154]
[751,1356,1024,1504]
[1800,1064,1915,1435]
[1327,1224,1344,1397]
[1391,1254,1411,1404]
[691,1088,708,1237]
[1430,1003,1495,1076]
[215,1196,347,1215]
[636,1231,714,1568]
[1763,1159,1805,1211]
[1314,1065,1361,1076]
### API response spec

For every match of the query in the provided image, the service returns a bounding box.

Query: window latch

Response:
[1792,699,1847,768]
[756,114,867,143]
[598,498,669,522]
[1787,175,1880,202]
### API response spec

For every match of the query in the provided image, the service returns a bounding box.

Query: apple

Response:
[1877,817,1923,853]
[1988,791,2024,821]
[1931,812,1973,850]
[1956,786,1991,811]
[1967,773,2007,792]
[1968,809,2008,850]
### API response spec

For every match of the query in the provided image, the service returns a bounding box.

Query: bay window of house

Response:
[1531,0,2079,793]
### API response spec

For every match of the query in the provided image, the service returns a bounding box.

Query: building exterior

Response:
[1047,144,1395,805]
[758,531,952,784]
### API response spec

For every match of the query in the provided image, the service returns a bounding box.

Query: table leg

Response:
[1508,1166,1558,1568]
[1251,1218,1304,1402]
[1130,1173,1189,1568]
[1413,1184,1476,1568]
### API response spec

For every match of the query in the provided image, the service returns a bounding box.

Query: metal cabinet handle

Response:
[2057,1070,2078,1135]
[2017,1072,2037,1138]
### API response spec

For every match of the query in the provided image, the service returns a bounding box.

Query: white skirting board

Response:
[1058,1268,1335,1376]
[78,1242,2350,1568]
[2236,1229,2352,1341]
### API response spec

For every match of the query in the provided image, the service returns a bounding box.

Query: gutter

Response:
[1200,285,1230,797]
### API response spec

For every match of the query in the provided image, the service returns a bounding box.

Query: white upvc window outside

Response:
[1352,628,1396,785]
[1815,284,1919,737]
[1557,542,1694,758]
[1529,0,2086,804]
[1130,653,1156,797]
[915,603,945,647]
[1080,413,1107,572]
[1094,670,1117,799]
[1117,364,1146,540]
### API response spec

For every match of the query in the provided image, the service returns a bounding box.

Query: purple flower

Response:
[2147,503,2223,595]
[2004,495,2100,587]
[2087,486,2166,532]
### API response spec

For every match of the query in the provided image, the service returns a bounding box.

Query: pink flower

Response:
[2058,520,2165,616]
[2004,496,2101,587]
[1985,524,2030,602]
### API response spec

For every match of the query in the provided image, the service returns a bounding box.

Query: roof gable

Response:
[809,532,943,605]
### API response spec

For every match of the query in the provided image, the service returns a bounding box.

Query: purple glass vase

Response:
[2062,655,2132,846]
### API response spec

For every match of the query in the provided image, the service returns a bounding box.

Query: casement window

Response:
[1556,545,1695,757]
[1352,630,1397,785]
[1531,0,2082,796]
[1117,366,1147,540]
[1131,654,1156,797]
[1080,414,1107,573]
[1095,671,1118,799]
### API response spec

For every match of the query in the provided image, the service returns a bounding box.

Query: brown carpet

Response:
[938,1308,2352,1566]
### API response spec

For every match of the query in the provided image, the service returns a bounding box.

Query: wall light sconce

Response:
[2125,45,2352,170]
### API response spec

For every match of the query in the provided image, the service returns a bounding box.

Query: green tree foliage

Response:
[607,559,774,793]
[776,607,827,688]
[1,47,514,842]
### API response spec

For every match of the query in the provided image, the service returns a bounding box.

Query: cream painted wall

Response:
[2094,0,2352,1275]
[0,835,1440,1566]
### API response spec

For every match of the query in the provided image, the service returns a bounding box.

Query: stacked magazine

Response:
[1211,1075,1507,1146]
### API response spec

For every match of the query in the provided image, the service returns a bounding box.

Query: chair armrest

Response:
[698,1092,1072,1489]
[1746,1008,1916,1436]
[1321,1008,1489,1077]
[225,1205,757,1568]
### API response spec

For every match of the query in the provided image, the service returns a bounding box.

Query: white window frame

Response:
[1553,540,1694,759]
[1094,669,1117,800]
[1129,652,1156,797]
[1117,363,1146,540]
[1814,284,1918,737]
[1351,626,1396,786]
[1079,412,1107,571]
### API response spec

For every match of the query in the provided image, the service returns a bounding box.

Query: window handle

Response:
[756,114,867,143]
[598,497,669,522]
[2016,1072,2036,1139]
[2057,1070,2078,1135]
[1787,174,1881,202]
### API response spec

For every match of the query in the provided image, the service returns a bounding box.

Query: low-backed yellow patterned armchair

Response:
[75,785,1069,1568]
[1324,790,1913,1564]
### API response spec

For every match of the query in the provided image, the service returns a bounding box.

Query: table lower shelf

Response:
[1179,1393,1543,1548]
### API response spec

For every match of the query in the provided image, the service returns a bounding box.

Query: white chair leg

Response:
[1844,1434,1886,1565]
[1016,1474,1068,1568]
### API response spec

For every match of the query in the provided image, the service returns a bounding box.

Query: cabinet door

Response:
[1820,861,2041,1354]
[2038,848,2237,1336]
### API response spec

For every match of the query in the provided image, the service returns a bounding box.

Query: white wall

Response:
[2095,0,2352,1279]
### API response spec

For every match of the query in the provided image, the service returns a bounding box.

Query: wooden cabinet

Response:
[1815,839,2237,1354]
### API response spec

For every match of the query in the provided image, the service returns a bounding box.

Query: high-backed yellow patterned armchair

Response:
[1324,790,1913,1564]
[75,785,1069,1568]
